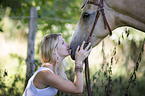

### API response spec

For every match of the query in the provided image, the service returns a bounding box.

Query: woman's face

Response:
[56,36,71,57]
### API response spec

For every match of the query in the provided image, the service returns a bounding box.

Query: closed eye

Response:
[83,12,91,18]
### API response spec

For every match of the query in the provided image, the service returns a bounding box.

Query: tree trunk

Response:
[25,7,37,87]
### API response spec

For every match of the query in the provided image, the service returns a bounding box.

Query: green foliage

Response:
[0,0,82,42]
[0,71,24,96]
[0,55,25,96]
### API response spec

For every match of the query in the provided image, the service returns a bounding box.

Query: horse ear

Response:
[81,0,87,9]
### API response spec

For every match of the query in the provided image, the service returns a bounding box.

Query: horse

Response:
[70,0,145,58]
[70,0,145,95]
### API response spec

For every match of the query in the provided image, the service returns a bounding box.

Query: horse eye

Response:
[83,13,90,18]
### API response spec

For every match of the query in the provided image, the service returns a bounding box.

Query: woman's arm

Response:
[38,41,91,94]
[41,67,84,94]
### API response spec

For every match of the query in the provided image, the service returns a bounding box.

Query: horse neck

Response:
[104,0,145,32]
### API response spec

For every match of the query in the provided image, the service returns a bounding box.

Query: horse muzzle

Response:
[70,47,76,60]
[70,42,91,60]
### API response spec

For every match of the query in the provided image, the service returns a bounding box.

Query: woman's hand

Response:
[75,41,92,65]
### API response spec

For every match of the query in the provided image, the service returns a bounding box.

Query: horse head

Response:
[70,0,145,60]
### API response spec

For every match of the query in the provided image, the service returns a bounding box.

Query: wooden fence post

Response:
[25,7,37,87]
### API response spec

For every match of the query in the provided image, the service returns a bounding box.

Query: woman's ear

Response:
[53,49,57,55]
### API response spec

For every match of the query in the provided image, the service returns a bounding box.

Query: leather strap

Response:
[87,0,112,42]
[85,0,112,96]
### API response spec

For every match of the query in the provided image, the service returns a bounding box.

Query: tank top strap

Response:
[37,67,54,74]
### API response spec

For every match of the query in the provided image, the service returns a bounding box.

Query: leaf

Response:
[118,39,121,45]
[17,25,21,29]
[42,0,45,5]
[3,69,8,77]
[0,28,3,32]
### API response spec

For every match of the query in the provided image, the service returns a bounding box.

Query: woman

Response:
[23,33,92,96]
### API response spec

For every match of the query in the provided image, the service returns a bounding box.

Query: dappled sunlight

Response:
[0,15,28,95]
[0,32,27,84]
[89,42,103,67]
[0,33,27,58]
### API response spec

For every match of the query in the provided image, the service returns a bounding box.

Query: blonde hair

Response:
[40,33,68,80]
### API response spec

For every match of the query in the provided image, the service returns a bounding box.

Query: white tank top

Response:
[22,67,58,96]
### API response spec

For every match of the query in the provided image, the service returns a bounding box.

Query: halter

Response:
[84,0,112,96]
[87,0,112,43]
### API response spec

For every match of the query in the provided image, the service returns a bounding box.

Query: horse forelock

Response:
[81,0,99,9]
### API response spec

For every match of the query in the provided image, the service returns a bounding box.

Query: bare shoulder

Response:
[33,70,54,88]
[36,70,56,81]
[35,70,53,78]
[34,69,80,93]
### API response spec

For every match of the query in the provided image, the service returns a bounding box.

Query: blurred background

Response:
[0,0,145,96]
